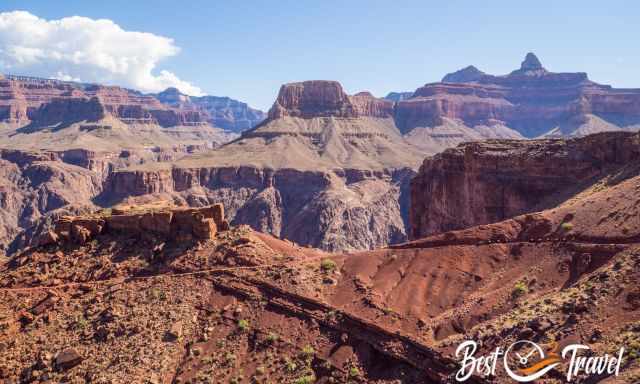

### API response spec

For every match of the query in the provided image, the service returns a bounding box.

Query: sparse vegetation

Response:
[300,345,315,359]
[512,281,528,299]
[285,359,298,373]
[237,319,250,332]
[561,222,574,231]
[320,258,337,273]
[266,332,279,343]
[294,375,315,384]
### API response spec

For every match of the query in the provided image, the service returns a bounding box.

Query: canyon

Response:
[1,131,639,382]
[0,55,640,382]
[2,53,640,256]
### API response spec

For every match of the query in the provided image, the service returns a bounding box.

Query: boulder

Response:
[55,348,83,371]
[53,216,73,240]
[37,230,59,246]
[71,224,92,244]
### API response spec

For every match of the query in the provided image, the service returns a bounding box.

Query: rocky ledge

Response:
[39,203,229,246]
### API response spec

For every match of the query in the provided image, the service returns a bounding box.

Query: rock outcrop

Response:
[49,203,228,245]
[409,131,640,239]
[0,149,103,256]
[0,147,206,256]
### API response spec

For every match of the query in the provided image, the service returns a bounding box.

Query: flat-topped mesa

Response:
[41,203,230,246]
[267,80,393,119]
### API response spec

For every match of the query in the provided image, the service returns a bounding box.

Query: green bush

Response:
[512,281,528,299]
[266,332,279,343]
[320,259,337,273]
[561,222,574,231]
[301,345,315,358]
[294,375,315,384]
[237,319,250,332]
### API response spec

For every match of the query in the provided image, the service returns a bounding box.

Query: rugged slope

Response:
[410,131,640,239]
[0,204,469,384]
[2,153,639,382]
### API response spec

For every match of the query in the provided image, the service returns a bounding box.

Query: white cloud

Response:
[0,11,204,96]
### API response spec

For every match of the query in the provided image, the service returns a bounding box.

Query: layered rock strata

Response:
[410,131,640,238]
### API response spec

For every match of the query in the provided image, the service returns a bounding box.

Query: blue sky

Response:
[0,0,638,110]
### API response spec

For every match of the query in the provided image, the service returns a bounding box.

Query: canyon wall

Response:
[409,131,640,239]
[0,75,265,131]
[395,53,640,137]
[104,165,415,252]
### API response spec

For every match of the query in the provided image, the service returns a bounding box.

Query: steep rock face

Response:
[155,87,266,132]
[0,150,103,255]
[409,131,640,239]
[396,53,640,138]
[105,166,415,252]
[268,81,394,119]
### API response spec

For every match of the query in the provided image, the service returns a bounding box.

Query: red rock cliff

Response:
[409,131,640,239]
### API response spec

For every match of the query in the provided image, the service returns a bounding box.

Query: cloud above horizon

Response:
[0,11,204,96]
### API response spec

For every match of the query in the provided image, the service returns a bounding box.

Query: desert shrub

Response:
[266,332,279,343]
[320,259,337,273]
[561,222,574,231]
[294,375,315,384]
[512,281,528,299]
[300,345,315,358]
[237,319,250,332]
